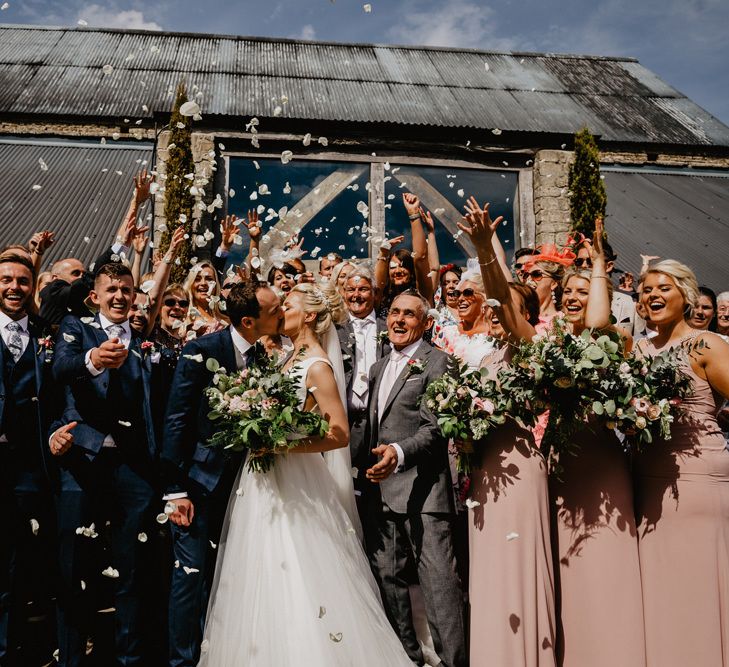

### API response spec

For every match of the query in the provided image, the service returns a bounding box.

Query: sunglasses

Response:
[164,298,190,308]
[453,288,478,299]
[526,270,545,281]
[574,258,592,268]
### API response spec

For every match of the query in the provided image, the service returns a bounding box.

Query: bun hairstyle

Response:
[291,281,348,337]
[642,260,699,313]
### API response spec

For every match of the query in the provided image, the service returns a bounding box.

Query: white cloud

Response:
[78,4,162,31]
[297,23,316,40]
[387,0,520,51]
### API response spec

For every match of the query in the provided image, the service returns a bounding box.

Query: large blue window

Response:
[226,156,518,267]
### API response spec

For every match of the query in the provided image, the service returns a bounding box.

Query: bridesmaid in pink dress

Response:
[546,224,645,667]
[634,260,729,667]
[458,198,557,667]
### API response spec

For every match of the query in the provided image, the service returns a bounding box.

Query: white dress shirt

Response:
[377,339,423,471]
[0,312,30,357]
[85,315,132,377]
[230,326,253,370]
[349,310,378,410]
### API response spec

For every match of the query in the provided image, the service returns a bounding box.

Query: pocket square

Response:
[405,377,421,383]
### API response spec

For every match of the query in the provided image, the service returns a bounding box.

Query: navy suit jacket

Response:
[0,314,57,480]
[51,314,156,459]
[161,328,243,495]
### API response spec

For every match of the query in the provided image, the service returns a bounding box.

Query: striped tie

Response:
[5,321,23,362]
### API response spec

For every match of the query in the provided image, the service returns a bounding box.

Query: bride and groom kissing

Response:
[162,279,466,666]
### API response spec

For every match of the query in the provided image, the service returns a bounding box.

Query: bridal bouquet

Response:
[591,346,692,447]
[205,354,330,473]
[425,357,512,473]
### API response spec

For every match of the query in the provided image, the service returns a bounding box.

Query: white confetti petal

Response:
[486,298,501,307]
[102,64,114,75]
[118,420,131,427]
[137,532,148,543]
[492,128,502,135]
[102,567,119,579]
[62,333,75,342]
[38,157,48,171]
[302,133,312,146]
[155,513,168,524]
[179,101,201,117]
[506,532,520,541]
[31,184,42,191]
[281,150,293,164]
[183,566,200,575]
[329,632,343,642]
[457,188,465,197]
[363,3,372,12]
[273,105,283,117]
[465,498,481,509]
[30,518,40,535]
[318,136,329,146]
[183,353,204,363]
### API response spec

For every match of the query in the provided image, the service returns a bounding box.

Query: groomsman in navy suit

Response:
[50,262,157,667]
[161,280,284,667]
[0,254,57,666]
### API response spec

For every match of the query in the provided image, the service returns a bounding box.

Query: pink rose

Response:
[473,397,495,415]
[140,341,154,350]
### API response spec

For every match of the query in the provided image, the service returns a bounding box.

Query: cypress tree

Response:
[159,82,195,282]
[568,127,607,237]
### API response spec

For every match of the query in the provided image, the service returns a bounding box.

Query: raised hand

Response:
[219,214,240,251]
[50,421,77,457]
[457,196,503,251]
[590,218,605,261]
[131,229,149,254]
[402,192,421,217]
[246,209,261,242]
[90,338,128,370]
[28,230,55,255]
[420,207,435,233]
[381,234,404,253]
[134,169,153,204]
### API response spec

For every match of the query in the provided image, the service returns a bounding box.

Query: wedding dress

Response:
[197,354,412,666]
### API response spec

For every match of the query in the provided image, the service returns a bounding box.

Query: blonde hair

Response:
[531,260,566,283]
[291,282,347,337]
[642,260,699,312]
[457,272,485,295]
[183,261,228,323]
[562,267,614,302]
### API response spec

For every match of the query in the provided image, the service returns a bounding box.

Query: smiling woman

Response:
[633,259,729,667]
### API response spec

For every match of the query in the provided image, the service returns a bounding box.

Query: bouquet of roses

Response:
[205,353,329,473]
[497,318,626,460]
[591,345,692,447]
[425,357,512,473]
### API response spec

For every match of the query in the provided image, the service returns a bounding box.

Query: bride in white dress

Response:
[198,282,412,666]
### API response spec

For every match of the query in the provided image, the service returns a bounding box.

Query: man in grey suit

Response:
[364,290,466,667]
[336,266,389,506]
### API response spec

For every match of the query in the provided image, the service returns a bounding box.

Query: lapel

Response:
[381,339,432,419]
[27,317,46,394]
[218,328,237,374]
[375,317,389,358]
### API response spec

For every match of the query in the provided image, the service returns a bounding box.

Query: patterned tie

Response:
[377,350,405,420]
[5,321,23,362]
[107,324,125,340]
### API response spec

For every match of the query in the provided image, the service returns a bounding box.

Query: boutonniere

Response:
[139,340,161,363]
[376,330,389,345]
[406,358,426,376]
[37,335,54,363]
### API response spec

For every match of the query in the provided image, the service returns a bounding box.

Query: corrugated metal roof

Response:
[1,24,729,147]
[0,138,153,268]
[604,171,729,290]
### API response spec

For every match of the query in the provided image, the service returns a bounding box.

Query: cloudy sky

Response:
[2,0,727,124]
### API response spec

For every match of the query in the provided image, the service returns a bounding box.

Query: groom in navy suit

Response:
[50,262,158,667]
[0,254,58,666]
[161,280,284,667]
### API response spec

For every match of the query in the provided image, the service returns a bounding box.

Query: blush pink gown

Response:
[635,332,729,667]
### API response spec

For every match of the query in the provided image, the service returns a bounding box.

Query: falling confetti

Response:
[363,3,372,12]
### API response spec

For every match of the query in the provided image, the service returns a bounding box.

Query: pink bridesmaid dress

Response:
[635,332,729,667]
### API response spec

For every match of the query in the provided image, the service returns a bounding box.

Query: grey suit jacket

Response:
[366,340,454,515]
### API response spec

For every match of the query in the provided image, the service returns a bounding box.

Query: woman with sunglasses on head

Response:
[457,197,557,667]
[632,262,729,667]
[545,222,645,667]
[183,260,230,337]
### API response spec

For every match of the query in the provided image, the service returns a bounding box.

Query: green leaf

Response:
[206,357,220,372]
[592,401,604,415]
[604,400,616,415]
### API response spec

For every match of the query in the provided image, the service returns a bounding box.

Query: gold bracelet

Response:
[479,256,497,267]
[592,275,609,279]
